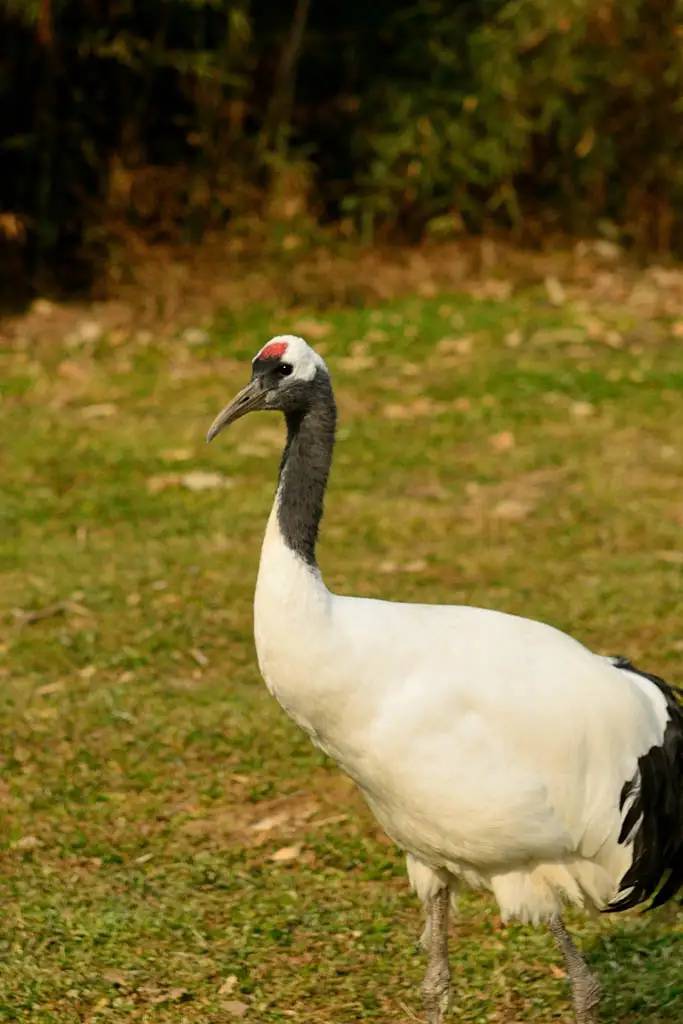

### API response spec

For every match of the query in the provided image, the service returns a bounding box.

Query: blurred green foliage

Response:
[352,0,683,245]
[3,0,683,294]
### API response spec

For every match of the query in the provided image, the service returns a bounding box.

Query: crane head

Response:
[206,335,328,442]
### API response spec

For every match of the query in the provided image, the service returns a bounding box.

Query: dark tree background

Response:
[3,0,683,297]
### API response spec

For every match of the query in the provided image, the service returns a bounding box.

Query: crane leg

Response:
[549,915,601,1024]
[421,886,451,1024]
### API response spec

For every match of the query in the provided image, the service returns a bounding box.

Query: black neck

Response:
[277,373,337,566]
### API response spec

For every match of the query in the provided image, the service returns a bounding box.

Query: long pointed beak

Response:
[206,378,265,442]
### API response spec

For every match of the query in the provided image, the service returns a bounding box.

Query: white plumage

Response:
[256,534,665,920]
[208,336,683,1024]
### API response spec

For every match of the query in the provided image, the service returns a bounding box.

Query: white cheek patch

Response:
[256,334,327,382]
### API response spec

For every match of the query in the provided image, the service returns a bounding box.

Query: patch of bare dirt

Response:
[182,772,363,848]
[4,234,683,357]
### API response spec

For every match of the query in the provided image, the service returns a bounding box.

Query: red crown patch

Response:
[256,341,288,361]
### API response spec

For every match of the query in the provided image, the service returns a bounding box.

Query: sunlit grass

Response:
[1,285,682,1022]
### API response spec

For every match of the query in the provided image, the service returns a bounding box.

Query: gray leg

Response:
[549,916,601,1024]
[421,887,451,1024]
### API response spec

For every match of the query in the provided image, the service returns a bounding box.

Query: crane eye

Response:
[277,362,293,377]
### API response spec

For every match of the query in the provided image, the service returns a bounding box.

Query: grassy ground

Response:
[2,275,683,1023]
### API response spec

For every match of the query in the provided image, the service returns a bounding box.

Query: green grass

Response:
[1,282,682,1022]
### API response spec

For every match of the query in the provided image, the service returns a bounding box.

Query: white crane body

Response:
[255,500,669,924]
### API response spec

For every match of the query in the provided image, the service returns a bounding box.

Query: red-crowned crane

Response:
[207,335,683,1024]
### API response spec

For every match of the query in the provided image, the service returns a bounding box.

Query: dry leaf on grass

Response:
[544,275,566,306]
[147,470,233,493]
[492,499,532,522]
[383,398,444,420]
[378,559,426,574]
[570,401,594,419]
[35,681,64,696]
[102,969,128,988]
[489,431,515,452]
[530,327,584,346]
[656,551,683,565]
[224,999,249,1018]
[250,811,292,833]
[76,320,103,343]
[470,278,512,301]
[57,359,93,381]
[79,403,118,419]
[364,327,388,342]
[218,976,238,996]
[178,470,233,491]
[12,835,41,851]
[436,335,473,355]
[292,318,331,339]
[160,447,194,462]
[181,327,210,346]
[270,843,302,863]
[339,354,376,371]
[189,647,209,667]
[311,813,349,829]
[12,600,90,627]
[150,987,191,1004]
[12,603,66,626]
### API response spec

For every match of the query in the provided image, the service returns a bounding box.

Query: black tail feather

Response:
[606,657,683,913]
